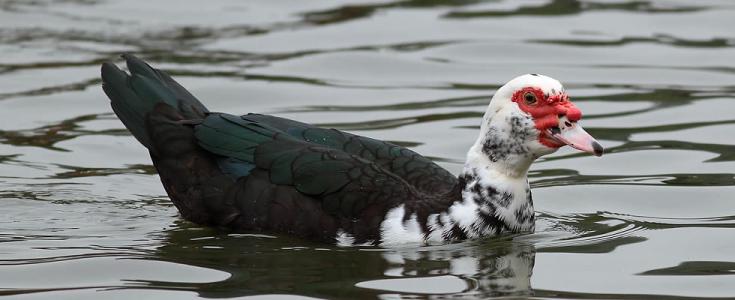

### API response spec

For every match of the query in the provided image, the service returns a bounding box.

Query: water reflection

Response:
[0,113,121,150]
[370,241,535,297]
[639,261,735,276]
[145,225,535,298]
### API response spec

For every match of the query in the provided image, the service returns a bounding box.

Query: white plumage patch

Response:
[449,194,480,237]
[335,229,355,247]
[379,205,425,246]
[335,229,375,247]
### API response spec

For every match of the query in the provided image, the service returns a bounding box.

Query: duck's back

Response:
[101,55,459,244]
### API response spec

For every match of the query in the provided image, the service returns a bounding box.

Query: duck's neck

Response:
[452,116,539,235]
[377,125,538,245]
[379,110,540,245]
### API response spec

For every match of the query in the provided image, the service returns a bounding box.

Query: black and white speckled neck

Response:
[375,78,559,245]
[455,166,535,235]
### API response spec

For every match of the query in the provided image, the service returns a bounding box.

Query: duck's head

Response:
[471,74,603,176]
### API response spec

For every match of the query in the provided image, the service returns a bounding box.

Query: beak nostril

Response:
[564,121,572,127]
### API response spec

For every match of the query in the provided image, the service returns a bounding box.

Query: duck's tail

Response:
[101,55,240,226]
[101,54,209,149]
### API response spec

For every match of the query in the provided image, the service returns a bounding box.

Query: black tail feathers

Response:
[101,54,209,149]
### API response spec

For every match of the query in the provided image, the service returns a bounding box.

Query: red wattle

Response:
[511,87,584,147]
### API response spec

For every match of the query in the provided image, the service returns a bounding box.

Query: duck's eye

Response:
[524,92,537,105]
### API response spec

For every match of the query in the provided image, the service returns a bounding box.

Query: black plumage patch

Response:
[445,224,468,240]
[516,186,535,226]
[477,206,506,235]
[481,115,534,162]
[515,202,534,225]
[496,192,513,208]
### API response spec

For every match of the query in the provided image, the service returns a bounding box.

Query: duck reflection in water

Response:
[371,242,535,297]
[146,224,535,299]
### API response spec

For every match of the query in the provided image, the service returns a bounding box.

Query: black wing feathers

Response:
[194,113,421,218]
[241,114,458,195]
[102,55,459,241]
[194,114,276,162]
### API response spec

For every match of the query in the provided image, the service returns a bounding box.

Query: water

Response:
[1,0,734,299]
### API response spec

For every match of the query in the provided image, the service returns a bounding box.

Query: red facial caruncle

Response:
[511,87,583,148]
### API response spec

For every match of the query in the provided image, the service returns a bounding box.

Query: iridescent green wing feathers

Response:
[239,114,458,195]
[194,113,420,217]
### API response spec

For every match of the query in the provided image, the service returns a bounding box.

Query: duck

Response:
[101,54,603,246]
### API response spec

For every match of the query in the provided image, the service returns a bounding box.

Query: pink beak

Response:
[549,116,604,157]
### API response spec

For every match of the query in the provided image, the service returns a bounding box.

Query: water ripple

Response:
[1,0,735,298]
[445,0,707,18]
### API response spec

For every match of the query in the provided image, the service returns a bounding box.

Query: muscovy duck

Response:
[101,55,603,246]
